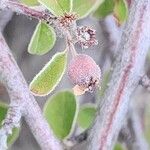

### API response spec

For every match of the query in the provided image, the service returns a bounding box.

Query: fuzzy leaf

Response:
[43,91,77,139]
[77,104,96,129]
[38,0,72,16]
[0,102,20,147]
[28,22,56,55]
[30,51,67,96]
[73,0,103,19]
[114,0,128,25]
[21,0,39,6]
[93,0,114,19]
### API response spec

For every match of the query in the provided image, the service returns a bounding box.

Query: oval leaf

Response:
[77,104,96,129]
[0,102,20,147]
[114,0,128,25]
[93,0,114,19]
[38,0,72,16]
[21,0,39,6]
[43,91,77,139]
[28,22,56,55]
[30,51,67,96]
[73,0,103,19]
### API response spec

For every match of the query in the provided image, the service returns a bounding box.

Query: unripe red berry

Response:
[68,54,101,95]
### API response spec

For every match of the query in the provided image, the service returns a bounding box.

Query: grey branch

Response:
[1,0,57,24]
[0,33,63,150]
[88,0,150,150]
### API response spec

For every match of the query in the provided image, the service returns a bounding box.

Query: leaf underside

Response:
[29,50,67,96]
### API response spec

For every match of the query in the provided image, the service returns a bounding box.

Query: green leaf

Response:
[73,0,103,19]
[43,91,77,139]
[30,51,67,96]
[114,0,128,25]
[28,22,56,55]
[99,69,111,97]
[114,143,123,150]
[38,0,72,16]
[0,102,20,147]
[77,104,96,129]
[21,0,39,6]
[93,0,115,19]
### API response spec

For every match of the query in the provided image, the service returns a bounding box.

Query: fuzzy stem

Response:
[1,0,57,24]
[0,33,62,150]
[66,32,78,57]
[88,0,150,150]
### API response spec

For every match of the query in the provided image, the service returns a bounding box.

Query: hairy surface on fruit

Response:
[68,54,101,92]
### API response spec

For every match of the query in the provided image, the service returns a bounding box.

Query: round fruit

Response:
[68,54,101,94]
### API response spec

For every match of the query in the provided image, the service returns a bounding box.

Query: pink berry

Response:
[68,54,101,94]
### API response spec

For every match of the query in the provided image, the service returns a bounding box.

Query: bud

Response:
[57,13,78,29]
[76,26,98,49]
[68,54,101,95]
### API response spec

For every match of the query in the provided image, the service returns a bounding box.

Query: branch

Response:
[1,0,57,24]
[88,0,150,149]
[0,33,62,150]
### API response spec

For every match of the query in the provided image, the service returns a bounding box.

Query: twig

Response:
[88,0,150,149]
[1,0,57,24]
[99,15,122,73]
[0,33,62,150]
[119,103,149,150]
[128,105,148,150]
[119,123,134,149]
[67,129,89,145]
